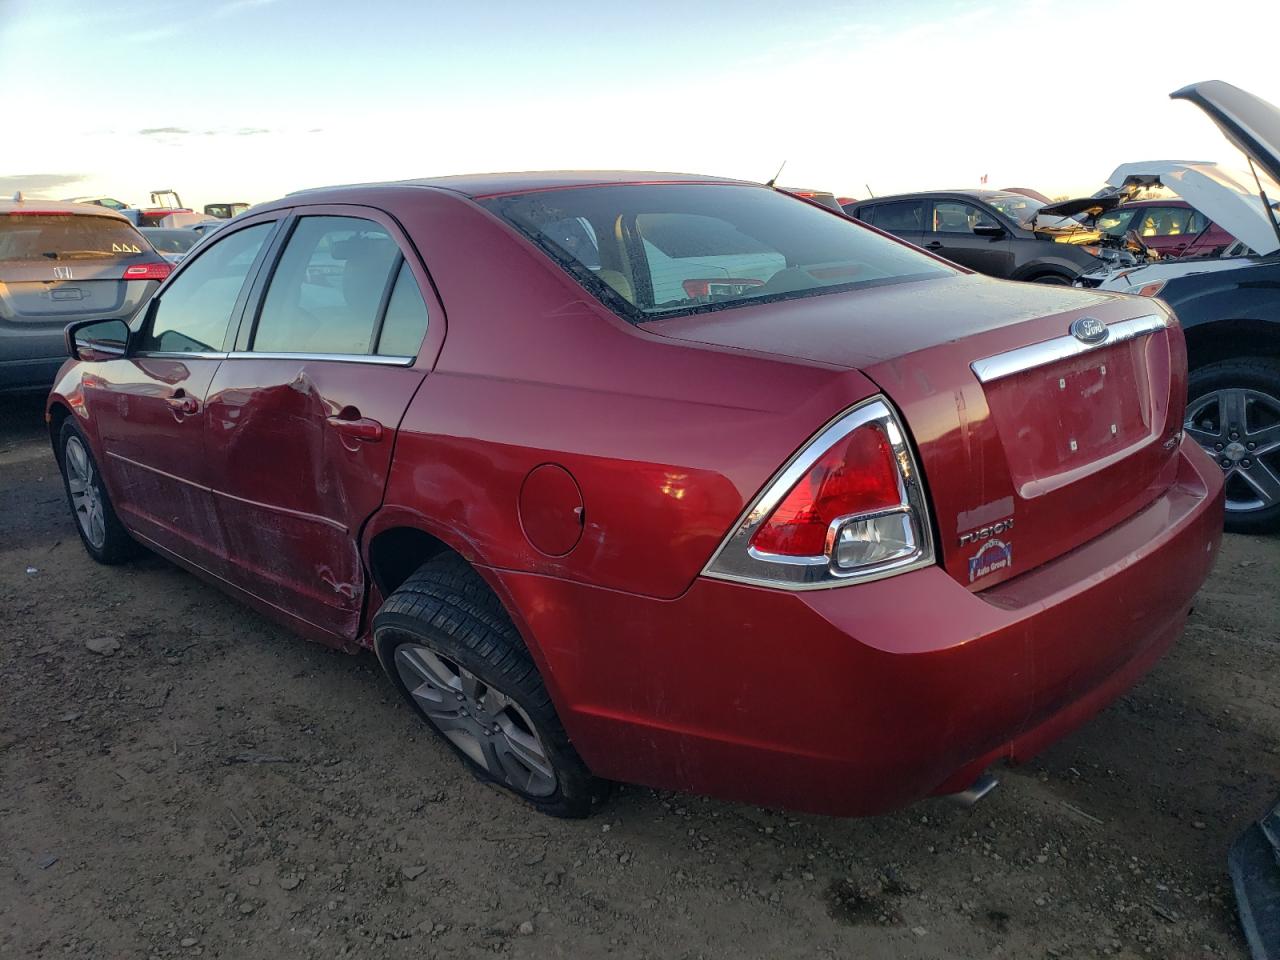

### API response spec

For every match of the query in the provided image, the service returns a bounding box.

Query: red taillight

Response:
[749,423,901,557]
[124,262,172,281]
[836,196,857,206]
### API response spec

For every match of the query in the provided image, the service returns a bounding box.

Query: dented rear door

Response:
[202,209,433,641]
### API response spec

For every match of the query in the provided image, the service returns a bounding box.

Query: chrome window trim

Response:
[702,396,936,591]
[970,313,1167,384]
[131,350,227,360]
[226,351,415,366]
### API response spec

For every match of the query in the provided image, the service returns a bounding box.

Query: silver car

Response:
[0,198,171,392]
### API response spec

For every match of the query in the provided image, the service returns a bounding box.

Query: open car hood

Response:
[1172,80,1280,188]
[1106,160,1280,257]
[1038,195,1122,219]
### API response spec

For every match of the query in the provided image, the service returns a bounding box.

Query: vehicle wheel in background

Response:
[1030,272,1072,285]
[57,419,137,564]
[374,553,601,818]
[1185,359,1280,534]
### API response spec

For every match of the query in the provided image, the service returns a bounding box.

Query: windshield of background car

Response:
[985,194,1046,224]
[0,214,151,263]
[481,184,955,322]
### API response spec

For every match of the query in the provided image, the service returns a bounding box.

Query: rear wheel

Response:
[374,553,601,818]
[1185,359,1280,534]
[57,420,136,564]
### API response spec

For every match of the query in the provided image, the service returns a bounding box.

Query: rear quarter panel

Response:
[373,190,882,600]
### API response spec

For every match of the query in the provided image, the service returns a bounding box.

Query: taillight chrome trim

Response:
[702,396,936,591]
[970,313,1167,385]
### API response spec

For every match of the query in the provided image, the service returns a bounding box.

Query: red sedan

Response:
[48,172,1224,818]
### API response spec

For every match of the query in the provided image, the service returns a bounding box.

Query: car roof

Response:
[285,170,754,203]
[854,189,1022,204]
[0,198,132,219]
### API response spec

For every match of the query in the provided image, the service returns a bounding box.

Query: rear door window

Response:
[0,214,150,263]
[252,216,401,356]
[375,261,430,357]
[135,223,274,354]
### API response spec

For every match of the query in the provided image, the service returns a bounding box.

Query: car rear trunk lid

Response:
[647,275,1186,590]
[0,213,161,331]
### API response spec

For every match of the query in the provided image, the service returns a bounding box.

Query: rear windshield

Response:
[480,184,953,322]
[0,214,151,263]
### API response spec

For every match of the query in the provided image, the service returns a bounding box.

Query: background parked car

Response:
[843,190,1107,283]
[139,226,201,264]
[1,198,170,392]
[62,196,131,212]
[203,202,250,219]
[1097,198,1238,259]
[1111,82,1280,534]
[777,187,843,211]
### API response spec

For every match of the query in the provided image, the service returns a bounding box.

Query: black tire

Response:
[373,553,601,818]
[57,419,136,564]
[1186,358,1280,534]
[1029,272,1072,285]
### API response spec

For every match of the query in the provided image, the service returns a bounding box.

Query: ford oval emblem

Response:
[1070,316,1109,345]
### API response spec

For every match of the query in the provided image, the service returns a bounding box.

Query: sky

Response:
[2,0,1279,211]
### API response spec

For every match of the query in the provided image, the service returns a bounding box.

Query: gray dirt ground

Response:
[1,392,1278,960]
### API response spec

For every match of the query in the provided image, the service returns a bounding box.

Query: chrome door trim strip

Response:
[970,313,1167,384]
[225,351,414,366]
[131,350,228,360]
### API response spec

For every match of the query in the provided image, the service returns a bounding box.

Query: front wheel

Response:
[374,553,601,818]
[1184,359,1280,534]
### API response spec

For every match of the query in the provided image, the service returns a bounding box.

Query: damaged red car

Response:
[47,172,1224,817]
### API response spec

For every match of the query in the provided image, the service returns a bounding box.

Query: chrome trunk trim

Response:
[970,313,1167,384]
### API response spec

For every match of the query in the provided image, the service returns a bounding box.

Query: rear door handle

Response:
[924,241,943,250]
[165,393,199,415]
[326,415,384,443]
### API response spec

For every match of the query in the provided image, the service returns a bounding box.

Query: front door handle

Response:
[326,415,384,443]
[924,241,943,250]
[165,392,199,415]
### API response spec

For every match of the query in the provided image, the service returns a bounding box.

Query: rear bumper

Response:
[495,440,1224,816]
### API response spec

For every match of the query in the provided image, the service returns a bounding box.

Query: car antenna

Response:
[1246,156,1280,251]
[764,161,787,190]
[865,184,874,198]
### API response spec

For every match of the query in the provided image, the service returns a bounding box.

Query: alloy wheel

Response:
[1185,388,1280,514]
[65,436,107,549]
[394,643,558,797]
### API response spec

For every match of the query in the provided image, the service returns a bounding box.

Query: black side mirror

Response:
[973,224,1006,238]
[65,318,130,362]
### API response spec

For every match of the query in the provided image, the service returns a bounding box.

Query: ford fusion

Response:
[47,173,1224,817]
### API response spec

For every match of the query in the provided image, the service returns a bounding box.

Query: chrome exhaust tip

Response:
[948,772,999,808]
